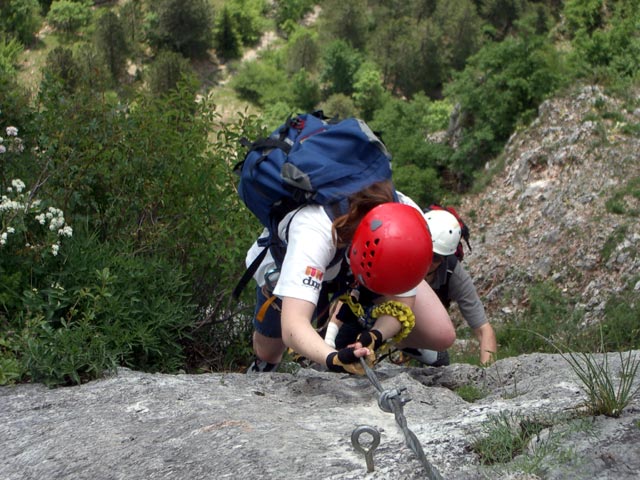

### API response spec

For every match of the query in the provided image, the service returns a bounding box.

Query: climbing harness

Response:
[355,358,445,480]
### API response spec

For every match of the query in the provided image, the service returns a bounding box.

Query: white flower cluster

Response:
[1,179,73,253]
[0,126,24,155]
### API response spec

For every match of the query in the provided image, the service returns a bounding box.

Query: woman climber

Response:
[245,180,455,374]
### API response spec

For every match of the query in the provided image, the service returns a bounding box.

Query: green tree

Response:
[119,0,145,47]
[291,68,320,111]
[151,0,213,58]
[147,49,196,96]
[479,0,527,40]
[42,46,80,93]
[319,93,357,119]
[320,39,362,97]
[0,0,42,46]
[214,5,243,60]
[563,0,606,36]
[0,35,23,77]
[274,0,316,30]
[286,28,319,74]
[352,61,385,121]
[319,0,369,50]
[227,0,266,46]
[445,33,565,178]
[231,60,291,106]
[369,18,413,94]
[434,0,483,72]
[46,0,92,36]
[95,11,129,83]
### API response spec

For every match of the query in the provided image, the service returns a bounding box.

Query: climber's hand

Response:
[356,329,383,366]
[326,346,367,375]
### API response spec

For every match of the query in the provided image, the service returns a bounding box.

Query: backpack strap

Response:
[434,255,458,309]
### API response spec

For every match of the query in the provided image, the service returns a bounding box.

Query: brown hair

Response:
[332,180,395,248]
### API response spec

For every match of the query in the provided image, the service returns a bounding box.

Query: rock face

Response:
[2,353,640,479]
[460,85,640,328]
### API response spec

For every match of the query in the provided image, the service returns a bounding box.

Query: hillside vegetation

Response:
[0,0,639,386]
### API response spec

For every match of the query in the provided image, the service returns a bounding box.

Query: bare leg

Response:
[253,330,287,364]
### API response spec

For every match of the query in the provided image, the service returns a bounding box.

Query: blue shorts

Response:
[252,285,332,339]
[253,286,284,338]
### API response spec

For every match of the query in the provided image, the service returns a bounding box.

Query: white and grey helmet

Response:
[423,209,461,256]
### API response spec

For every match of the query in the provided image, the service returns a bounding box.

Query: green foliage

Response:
[472,411,550,465]
[433,0,483,71]
[147,50,196,96]
[0,0,42,46]
[456,384,487,402]
[605,177,640,217]
[285,28,319,74]
[1,232,197,387]
[319,0,370,50]
[46,0,92,36]
[318,93,357,119]
[119,0,145,47]
[370,93,454,201]
[479,0,527,40]
[42,46,80,93]
[445,32,565,179]
[94,10,129,83]
[320,39,362,97]
[214,5,243,60]
[600,279,640,351]
[563,0,606,35]
[561,349,640,418]
[496,281,585,357]
[231,60,291,106]
[291,68,320,111]
[273,0,316,31]
[225,0,267,46]
[393,164,443,208]
[565,0,640,82]
[149,0,213,58]
[0,35,24,77]
[352,61,385,121]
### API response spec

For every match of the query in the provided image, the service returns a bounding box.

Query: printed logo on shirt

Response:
[302,266,324,290]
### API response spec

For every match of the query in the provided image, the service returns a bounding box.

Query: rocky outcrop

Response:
[460,85,640,327]
[2,353,639,479]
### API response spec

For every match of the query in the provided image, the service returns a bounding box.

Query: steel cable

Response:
[359,358,444,480]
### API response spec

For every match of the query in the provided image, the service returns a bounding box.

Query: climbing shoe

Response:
[401,348,450,367]
[246,358,279,373]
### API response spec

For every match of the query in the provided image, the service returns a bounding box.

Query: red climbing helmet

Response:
[349,203,433,295]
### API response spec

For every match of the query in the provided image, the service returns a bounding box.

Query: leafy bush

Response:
[148,0,213,58]
[46,0,92,35]
[231,60,292,106]
[0,0,42,46]
[147,50,196,96]
[2,232,197,386]
[0,35,24,77]
[445,33,565,181]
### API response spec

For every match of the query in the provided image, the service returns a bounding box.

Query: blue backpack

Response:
[232,111,394,298]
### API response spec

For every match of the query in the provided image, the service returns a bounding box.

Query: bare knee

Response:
[253,331,286,364]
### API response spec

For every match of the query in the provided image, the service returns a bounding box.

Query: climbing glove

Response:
[356,329,383,366]
[326,347,365,375]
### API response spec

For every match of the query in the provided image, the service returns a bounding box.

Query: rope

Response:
[359,358,445,480]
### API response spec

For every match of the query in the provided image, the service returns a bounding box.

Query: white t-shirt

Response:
[245,192,422,305]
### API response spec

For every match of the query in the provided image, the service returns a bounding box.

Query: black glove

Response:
[356,329,383,352]
[326,347,365,375]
